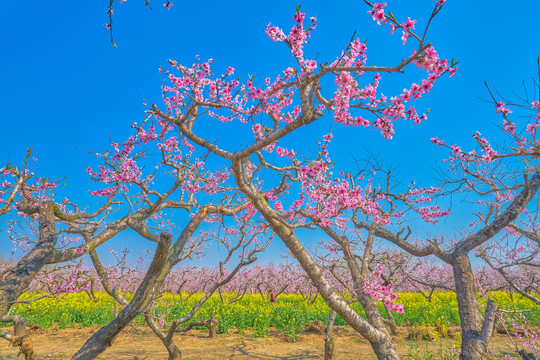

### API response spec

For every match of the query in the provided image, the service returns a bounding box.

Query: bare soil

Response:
[0,325,514,359]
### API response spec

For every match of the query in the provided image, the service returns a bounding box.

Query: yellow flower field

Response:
[9,291,539,338]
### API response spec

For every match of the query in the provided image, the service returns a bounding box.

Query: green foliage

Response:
[6,291,540,340]
[408,338,460,360]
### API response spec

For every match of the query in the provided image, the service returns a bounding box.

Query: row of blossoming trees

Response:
[2,0,540,359]
[6,260,538,300]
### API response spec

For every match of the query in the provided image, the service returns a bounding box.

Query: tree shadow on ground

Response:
[229,340,320,359]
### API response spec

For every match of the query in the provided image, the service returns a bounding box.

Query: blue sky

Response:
[1,0,539,263]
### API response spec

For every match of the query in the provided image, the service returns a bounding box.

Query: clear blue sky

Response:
[1,1,539,263]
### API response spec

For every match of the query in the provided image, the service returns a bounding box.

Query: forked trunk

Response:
[0,209,57,317]
[0,208,56,359]
[72,234,172,360]
[366,311,400,360]
[452,253,497,360]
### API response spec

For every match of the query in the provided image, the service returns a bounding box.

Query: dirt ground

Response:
[0,325,515,360]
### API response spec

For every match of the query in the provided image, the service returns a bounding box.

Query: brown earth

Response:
[0,325,515,360]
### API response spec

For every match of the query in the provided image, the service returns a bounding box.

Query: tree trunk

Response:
[452,253,497,360]
[0,207,56,360]
[144,315,182,360]
[165,344,182,360]
[383,305,398,336]
[72,234,173,360]
[208,313,217,338]
[0,316,37,360]
[13,316,37,360]
[232,184,401,360]
[324,310,336,360]
[0,209,57,317]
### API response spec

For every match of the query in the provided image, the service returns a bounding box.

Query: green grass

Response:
[6,291,539,339]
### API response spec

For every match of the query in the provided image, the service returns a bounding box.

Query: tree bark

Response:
[0,207,56,359]
[72,233,173,360]
[383,305,398,336]
[231,167,401,359]
[452,253,498,360]
[144,315,182,360]
[0,207,57,317]
[324,310,336,360]
[0,315,37,360]
[208,313,217,338]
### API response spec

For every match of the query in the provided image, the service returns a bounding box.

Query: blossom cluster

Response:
[363,265,404,313]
